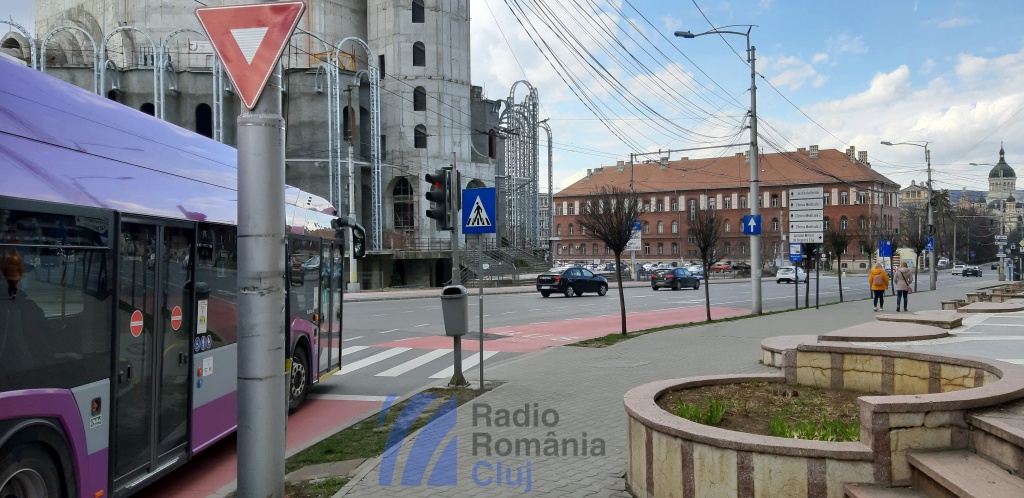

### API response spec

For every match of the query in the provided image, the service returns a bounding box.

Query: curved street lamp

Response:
[675,24,765,315]
[881,140,937,290]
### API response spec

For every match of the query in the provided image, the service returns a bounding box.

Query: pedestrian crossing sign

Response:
[462,187,497,234]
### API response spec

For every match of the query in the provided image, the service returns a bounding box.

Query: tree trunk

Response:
[703,261,712,322]
[615,253,627,335]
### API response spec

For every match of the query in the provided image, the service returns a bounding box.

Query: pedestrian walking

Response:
[869,262,889,312]
[893,261,914,312]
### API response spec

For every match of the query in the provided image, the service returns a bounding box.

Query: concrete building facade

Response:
[2,0,512,289]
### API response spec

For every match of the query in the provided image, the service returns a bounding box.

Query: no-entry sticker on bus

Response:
[130,310,144,337]
[171,306,183,330]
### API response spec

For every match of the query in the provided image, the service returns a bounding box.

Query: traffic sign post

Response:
[788,187,824,244]
[627,220,641,280]
[461,187,497,391]
[195,2,305,495]
[742,214,762,235]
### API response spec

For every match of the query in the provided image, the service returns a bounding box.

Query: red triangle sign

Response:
[195,1,306,109]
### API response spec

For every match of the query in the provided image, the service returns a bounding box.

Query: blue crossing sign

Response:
[789,242,803,263]
[462,187,497,234]
[925,237,934,251]
[742,214,762,235]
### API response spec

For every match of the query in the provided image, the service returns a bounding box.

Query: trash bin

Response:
[440,285,468,337]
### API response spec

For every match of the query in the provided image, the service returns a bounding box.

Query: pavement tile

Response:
[337,280,998,497]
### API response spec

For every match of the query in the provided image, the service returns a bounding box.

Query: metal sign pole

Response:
[478,234,485,390]
[815,247,820,309]
[449,152,467,386]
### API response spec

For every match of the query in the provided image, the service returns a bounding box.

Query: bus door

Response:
[286,234,322,406]
[113,219,195,493]
[319,241,343,376]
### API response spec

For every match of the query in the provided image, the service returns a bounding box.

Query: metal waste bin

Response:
[440,285,468,337]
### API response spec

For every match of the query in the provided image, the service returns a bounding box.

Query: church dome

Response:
[989,146,1016,179]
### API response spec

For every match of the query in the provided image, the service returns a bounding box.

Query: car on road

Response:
[991,262,999,270]
[951,264,965,276]
[710,262,731,273]
[536,267,609,297]
[963,265,983,277]
[651,268,701,291]
[776,266,807,283]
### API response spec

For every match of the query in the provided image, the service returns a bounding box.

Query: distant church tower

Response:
[988,144,1016,202]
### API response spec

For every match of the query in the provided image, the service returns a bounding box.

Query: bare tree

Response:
[687,206,724,321]
[824,225,856,302]
[576,187,642,335]
[898,203,929,291]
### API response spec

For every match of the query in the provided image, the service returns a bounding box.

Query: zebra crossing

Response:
[323,345,506,380]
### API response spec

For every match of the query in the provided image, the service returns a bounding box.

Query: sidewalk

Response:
[335,281,996,496]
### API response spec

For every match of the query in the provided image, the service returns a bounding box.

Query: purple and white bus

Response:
[0,57,362,497]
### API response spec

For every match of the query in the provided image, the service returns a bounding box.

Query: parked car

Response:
[776,266,807,283]
[963,266,983,277]
[651,268,701,291]
[951,264,965,276]
[536,267,608,297]
[602,262,631,277]
[991,262,999,270]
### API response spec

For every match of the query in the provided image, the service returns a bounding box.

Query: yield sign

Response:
[195,1,306,109]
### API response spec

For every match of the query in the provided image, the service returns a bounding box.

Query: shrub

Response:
[769,416,859,441]
[675,396,729,426]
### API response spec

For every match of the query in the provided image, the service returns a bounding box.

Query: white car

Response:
[776,266,807,283]
[951,264,965,276]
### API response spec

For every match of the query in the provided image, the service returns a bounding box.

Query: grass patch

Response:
[656,382,864,440]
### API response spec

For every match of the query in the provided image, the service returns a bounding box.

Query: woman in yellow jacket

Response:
[869,262,889,312]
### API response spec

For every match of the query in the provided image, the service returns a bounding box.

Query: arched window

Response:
[412,0,425,23]
[657,243,664,255]
[414,87,426,111]
[580,225,586,236]
[580,244,586,255]
[771,218,779,231]
[393,178,415,229]
[657,221,664,234]
[643,222,650,234]
[724,220,731,232]
[140,103,155,115]
[593,243,599,255]
[858,216,867,230]
[488,129,497,159]
[556,224,562,236]
[195,103,212,138]
[413,42,426,67]
[671,242,678,255]
[414,125,427,149]
[671,220,678,233]
[841,216,849,230]
[568,223,574,235]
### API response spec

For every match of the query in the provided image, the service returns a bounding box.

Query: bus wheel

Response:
[0,442,63,498]
[289,347,310,412]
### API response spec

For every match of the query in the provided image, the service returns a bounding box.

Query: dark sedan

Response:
[963,266,983,277]
[651,268,701,291]
[536,267,609,297]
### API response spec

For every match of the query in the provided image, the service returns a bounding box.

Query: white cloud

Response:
[761,55,824,91]
[928,17,979,28]
[827,33,868,55]
[812,53,829,64]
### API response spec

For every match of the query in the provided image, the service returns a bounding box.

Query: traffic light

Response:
[425,168,452,231]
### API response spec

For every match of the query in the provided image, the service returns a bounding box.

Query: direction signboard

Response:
[462,187,497,234]
[789,187,824,199]
[195,1,306,109]
[789,210,824,222]
[789,221,823,232]
[625,220,642,252]
[789,198,824,210]
[996,235,1008,243]
[790,232,824,243]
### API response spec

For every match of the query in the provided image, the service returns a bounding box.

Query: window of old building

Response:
[412,0,425,23]
[393,178,415,229]
[414,125,427,148]
[413,42,426,67]
[414,87,426,111]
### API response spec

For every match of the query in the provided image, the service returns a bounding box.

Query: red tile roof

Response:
[557,148,898,196]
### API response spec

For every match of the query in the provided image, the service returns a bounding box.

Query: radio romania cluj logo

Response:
[378,393,459,486]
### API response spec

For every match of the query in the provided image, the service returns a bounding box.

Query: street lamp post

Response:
[881,140,937,290]
[971,162,1007,281]
[676,25,762,315]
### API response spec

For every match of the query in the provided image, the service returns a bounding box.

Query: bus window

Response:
[194,223,238,350]
[0,209,113,391]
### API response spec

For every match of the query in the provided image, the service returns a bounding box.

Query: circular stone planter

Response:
[624,344,1024,498]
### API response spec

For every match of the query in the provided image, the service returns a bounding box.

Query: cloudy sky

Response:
[8,1,1024,194]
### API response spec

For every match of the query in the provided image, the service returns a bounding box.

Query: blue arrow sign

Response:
[633,220,642,232]
[925,237,934,251]
[462,187,497,234]
[742,214,761,235]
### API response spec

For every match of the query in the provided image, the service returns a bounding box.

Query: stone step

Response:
[843,484,927,497]
[970,398,1024,475]
[908,450,1024,497]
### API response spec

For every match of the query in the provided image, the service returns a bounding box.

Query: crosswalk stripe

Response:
[376,349,452,377]
[340,347,411,375]
[429,351,499,379]
[341,346,369,356]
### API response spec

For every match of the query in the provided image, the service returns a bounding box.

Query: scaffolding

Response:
[499,80,540,249]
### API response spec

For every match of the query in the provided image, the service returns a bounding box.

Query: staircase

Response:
[456,242,550,286]
[844,399,1024,497]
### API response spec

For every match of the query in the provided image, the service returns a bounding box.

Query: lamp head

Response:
[674,30,695,38]
[880,141,893,146]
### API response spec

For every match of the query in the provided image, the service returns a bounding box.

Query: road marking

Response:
[530,309,543,312]
[502,311,516,314]
[414,323,430,328]
[341,336,363,342]
[429,351,499,379]
[372,314,387,317]
[376,349,452,377]
[998,359,1024,364]
[380,329,399,334]
[340,347,411,375]
[341,346,369,355]
[308,394,391,402]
